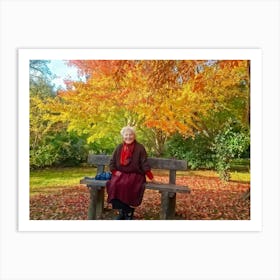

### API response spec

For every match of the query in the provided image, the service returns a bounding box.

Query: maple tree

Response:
[42,59,250,156]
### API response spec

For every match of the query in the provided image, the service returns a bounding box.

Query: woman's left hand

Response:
[149,178,161,184]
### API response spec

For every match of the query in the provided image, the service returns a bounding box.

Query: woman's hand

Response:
[149,178,161,184]
[115,171,122,177]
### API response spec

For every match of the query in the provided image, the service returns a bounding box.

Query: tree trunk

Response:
[246,60,251,126]
[153,129,167,156]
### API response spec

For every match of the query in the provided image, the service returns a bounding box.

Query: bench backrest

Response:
[88,154,187,170]
[87,154,187,184]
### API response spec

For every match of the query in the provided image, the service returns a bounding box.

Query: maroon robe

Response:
[106,141,151,207]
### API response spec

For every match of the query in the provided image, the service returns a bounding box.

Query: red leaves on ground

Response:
[30,186,89,220]
[30,176,250,220]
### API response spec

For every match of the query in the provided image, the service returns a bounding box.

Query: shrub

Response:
[30,132,88,169]
[167,133,215,169]
[211,121,250,181]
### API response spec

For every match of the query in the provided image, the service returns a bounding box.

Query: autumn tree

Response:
[43,59,250,156]
[167,60,250,179]
[45,60,202,155]
[30,60,54,150]
[30,60,89,168]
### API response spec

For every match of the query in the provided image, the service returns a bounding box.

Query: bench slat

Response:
[146,183,191,193]
[80,178,107,186]
[87,154,187,171]
[147,158,187,170]
[88,154,111,165]
[80,178,190,193]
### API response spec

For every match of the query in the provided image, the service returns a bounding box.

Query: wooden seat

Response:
[80,154,191,220]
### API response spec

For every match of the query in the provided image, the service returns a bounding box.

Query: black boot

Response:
[114,209,125,220]
[124,208,134,220]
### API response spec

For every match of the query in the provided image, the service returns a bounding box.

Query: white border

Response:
[18,48,262,232]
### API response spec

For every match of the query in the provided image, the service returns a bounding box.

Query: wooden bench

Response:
[80,154,191,220]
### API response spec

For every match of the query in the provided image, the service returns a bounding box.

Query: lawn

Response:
[30,167,97,195]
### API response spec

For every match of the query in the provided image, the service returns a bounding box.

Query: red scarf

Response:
[120,141,135,166]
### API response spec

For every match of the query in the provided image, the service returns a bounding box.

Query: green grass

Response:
[30,167,97,196]
[230,158,250,172]
[178,170,250,182]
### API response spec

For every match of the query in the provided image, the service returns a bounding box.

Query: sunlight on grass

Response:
[30,167,97,195]
[154,169,250,183]
[229,171,250,182]
[179,170,250,182]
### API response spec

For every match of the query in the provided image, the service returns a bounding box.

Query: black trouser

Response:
[111,199,134,213]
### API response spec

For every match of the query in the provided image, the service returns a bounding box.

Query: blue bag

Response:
[95,171,112,180]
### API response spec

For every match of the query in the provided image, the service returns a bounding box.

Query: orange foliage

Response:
[43,59,250,152]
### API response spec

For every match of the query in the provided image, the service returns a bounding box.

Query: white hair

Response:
[120,126,136,137]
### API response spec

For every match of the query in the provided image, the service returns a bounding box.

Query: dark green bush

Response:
[30,132,88,169]
[167,120,250,181]
[167,133,215,169]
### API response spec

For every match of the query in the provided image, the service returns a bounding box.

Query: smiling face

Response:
[123,130,135,144]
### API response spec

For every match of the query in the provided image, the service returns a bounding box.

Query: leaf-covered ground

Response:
[30,175,250,220]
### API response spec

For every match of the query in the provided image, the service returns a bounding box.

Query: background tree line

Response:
[29,59,250,180]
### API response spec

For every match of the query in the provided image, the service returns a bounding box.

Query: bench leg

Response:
[88,187,105,220]
[160,192,176,220]
[88,188,98,220]
[96,188,105,218]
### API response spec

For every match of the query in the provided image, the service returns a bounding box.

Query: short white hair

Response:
[120,126,136,137]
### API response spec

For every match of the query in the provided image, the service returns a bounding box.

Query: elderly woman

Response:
[106,126,154,220]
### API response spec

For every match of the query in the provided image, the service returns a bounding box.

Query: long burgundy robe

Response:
[106,141,151,207]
